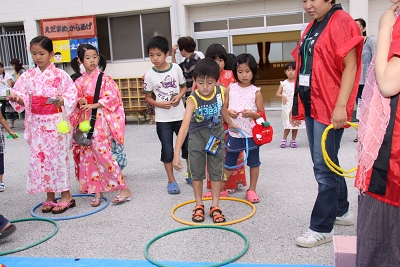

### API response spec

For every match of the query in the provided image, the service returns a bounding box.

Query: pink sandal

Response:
[203,190,229,198]
[246,190,260,203]
[290,140,297,148]
[280,139,287,148]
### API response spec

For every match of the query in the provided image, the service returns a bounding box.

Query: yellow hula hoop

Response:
[321,122,358,178]
[171,197,256,226]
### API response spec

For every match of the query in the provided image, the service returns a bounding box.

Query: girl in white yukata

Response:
[8,36,78,214]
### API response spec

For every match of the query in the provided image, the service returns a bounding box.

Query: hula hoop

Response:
[171,197,256,226]
[0,217,59,256]
[144,225,249,267]
[321,122,358,178]
[224,128,249,169]
[31,194,109,221]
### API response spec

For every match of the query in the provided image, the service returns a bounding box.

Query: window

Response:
[110,15,141,60]
[0,25,28,69]
[266,13,303,26]
[142,12,172,57]
[233,44,259,62]
[96,18,111,60]
[96,11,171,61]
[229,17,264,29]
[194,20,227,32]
[268,42,298,62]
[198,37,229,56]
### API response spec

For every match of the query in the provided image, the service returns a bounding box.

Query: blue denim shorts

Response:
[225,136,260,168]
[156,121,188,163]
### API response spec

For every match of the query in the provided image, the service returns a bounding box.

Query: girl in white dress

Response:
[276,62,305,148]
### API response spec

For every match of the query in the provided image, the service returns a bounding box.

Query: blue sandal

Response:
[167,182,180,194]
[185,172,193,186]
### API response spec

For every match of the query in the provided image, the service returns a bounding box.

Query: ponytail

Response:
[70,57,82,82]
[98,54,107,72]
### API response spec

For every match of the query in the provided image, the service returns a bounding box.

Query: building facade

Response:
[0,0,390,107]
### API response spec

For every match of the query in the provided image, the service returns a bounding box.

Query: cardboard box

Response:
[333,236,357,267]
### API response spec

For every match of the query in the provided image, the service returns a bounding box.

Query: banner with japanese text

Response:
[41,16,96,40]
[70,38,98,60]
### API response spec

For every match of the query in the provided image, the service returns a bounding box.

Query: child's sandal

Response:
[290,140,297,148]
[280,139,287,148]
[192,205,205,222]
[209,206,226,223]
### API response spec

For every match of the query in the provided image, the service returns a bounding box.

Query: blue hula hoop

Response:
[224,128,249,169]
[31,193,109,221]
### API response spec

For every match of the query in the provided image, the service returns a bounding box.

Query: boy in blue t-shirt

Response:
[172,58,238,223]
[143,36,189,194]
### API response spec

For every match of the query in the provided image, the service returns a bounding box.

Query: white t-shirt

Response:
[144,63,186,122]
[195,51,204,59]
[0,72,12,96]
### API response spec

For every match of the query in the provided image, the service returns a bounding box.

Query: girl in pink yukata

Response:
[8,36,78,214]
[70,44,132,207]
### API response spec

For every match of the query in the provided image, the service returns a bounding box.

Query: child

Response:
[143,36,189,194]
[172,58,238,223]
[204,44,246,196]
[0,214,16,240]
[275,62,305,148]
[0,110,18,192]
[356,2,400,266]
[205,44,236,88]
[0,62,14,127]
[70,44,132,206]
[8,36,78,214]
[171,36,202,96]
[225,53,265,203]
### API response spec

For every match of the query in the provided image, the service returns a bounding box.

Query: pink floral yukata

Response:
[11,63,78,194]
[71,68,127,194]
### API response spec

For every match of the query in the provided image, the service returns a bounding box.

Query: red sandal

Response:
[209,206,226,223]
[192,205,205,222]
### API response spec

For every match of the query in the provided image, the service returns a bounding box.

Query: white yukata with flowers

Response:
[11,63,78,194]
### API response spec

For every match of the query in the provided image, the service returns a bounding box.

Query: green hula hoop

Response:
[144,225,249,267]
[0,217,59,256]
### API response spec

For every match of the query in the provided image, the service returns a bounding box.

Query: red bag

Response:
[252,112,273,146]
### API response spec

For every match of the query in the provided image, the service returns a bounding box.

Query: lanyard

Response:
[302,25,315,74]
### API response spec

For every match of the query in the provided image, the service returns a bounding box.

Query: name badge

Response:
[299,74,310,87]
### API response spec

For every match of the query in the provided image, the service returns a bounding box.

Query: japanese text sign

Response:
[70,38,98,60]
[41,15,97,40]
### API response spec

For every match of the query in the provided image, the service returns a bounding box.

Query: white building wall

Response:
[0,0,389,78]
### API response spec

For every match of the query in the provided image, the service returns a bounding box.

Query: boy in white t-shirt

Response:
[143,36,189,194]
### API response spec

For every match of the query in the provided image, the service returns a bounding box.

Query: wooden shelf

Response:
[114,77,147,124]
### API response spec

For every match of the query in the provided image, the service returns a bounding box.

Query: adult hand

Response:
[379,3,400,31]
[172,44,179,54]
[331,106,347,129]
[289,110,301,127]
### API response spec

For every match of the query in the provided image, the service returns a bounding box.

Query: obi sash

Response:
[31,96,61,115]
[85,95,94,104]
